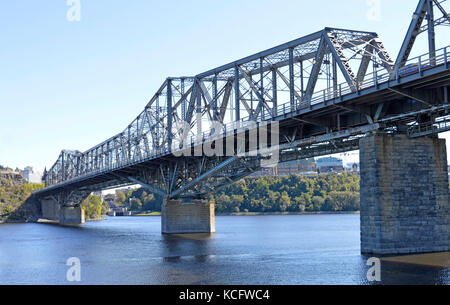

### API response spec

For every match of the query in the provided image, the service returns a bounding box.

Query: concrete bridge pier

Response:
[161,199,215,234]
[40,197,85,225]
[59,206,85,225]
[360,133,450,254]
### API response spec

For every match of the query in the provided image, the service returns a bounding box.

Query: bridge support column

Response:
[59,206,85,225]
[161,199,215,234]
[360,133,450,254]
[41,197,60,221]
[40,197,85,225]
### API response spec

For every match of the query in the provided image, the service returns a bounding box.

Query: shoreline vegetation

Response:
[217,211,360,216]
[117,173,361,215]
[0,167,45,223]
[133,212,161,216]
[1,167,362,223]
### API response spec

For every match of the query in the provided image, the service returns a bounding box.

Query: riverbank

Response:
[127,211,360,217]
[1,211,361,223]
[216,211,360,216]
[1,218,38,224]
[1,217,106,224]
[86,217,105,222]
[133,212,161,216]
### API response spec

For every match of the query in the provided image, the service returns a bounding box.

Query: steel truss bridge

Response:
[36,0,450,205]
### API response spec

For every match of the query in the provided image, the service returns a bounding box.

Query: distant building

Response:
[343,162,360,175]
[316,157,344,173]
[20,166,42,183]
[20,167,33,181]
[107,207,131,217]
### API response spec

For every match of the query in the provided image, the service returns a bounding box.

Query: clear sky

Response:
[1,0,449,172]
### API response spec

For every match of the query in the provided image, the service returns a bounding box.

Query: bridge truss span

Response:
[38,0,450,205]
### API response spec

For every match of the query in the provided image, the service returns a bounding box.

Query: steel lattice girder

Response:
[396,0,450,68]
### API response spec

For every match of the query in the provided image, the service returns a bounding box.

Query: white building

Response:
[20,166,43,184]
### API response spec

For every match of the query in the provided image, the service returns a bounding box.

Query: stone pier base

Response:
[59,206,85,225]
[40,197,85,225]
[41,198,60,221]
[161,199,215,234]
[360,134,450,254]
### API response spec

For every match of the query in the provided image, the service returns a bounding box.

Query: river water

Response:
[0,215,448,285]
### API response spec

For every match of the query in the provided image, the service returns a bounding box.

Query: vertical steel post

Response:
[213,74,218,121]
[156,95,160,150]
[107,142,110,169]
[234,65,240,122]
[250,74,254,111]
[300,60,304,98]
[128,126,131,161]
[332,56,338,97]
[167,79,173,151]
[272,68,277,117]
[181,78,186,121]
[427,0,436,64]
[289,48,295,110]
[373,57,379,89]
[419,56,423,76]
[196,79,202,141]
[61,153,65,181]
[260,57,264,119]
[445,47,448,69]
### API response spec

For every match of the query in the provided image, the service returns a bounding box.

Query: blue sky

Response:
[0,0,449,171]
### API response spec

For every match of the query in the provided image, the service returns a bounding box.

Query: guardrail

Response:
[408,114,450,138]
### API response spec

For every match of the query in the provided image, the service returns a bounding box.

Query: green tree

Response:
[81,194,104,220]
[279,191,291,212]
[116,191,126,206]
[312,196,325,211]
[130,198,143,211]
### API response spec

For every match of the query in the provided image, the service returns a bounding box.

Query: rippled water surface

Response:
[0,215,448,285]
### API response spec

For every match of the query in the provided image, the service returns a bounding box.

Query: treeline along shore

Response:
[0,165,108,222]
[1,163,361,223]
[117,173,361,214]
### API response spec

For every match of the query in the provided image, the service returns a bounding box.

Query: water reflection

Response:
[161,233,216,263]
